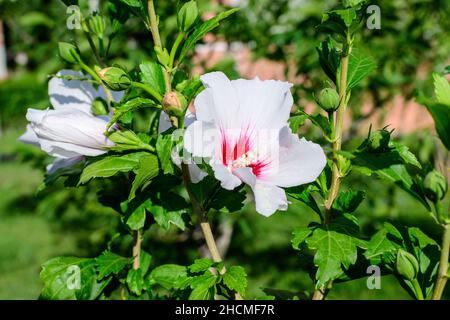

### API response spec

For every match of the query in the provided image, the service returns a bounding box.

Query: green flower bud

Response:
[58,42,81,64]
[177,0,198,32]
[367,129,391,153]
[396,249,419,281]
[91,97,109,116]
[97,67,131,91]
[88,15,106,39]
[162,91,187,117]
[423,170,448,202]
[317,88,339,111]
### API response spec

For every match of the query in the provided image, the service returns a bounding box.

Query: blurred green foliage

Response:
[0,0,448,299]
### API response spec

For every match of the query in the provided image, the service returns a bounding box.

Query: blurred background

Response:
[0,0,449,299]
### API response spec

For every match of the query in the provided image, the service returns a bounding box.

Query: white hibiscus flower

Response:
[183,72,326,216]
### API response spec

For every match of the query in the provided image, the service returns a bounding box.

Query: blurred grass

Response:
[0,128,77,299]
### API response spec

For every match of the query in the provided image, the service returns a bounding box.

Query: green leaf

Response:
[286,185,322,215]
[120,0,142,7]
[96,251,131,280]
[140,61,166,95]
[390,141,422,168]
[222,266,247,296]
[306,226,360,286]
[107,97,158,130]
[364,222,404,265]
[79,152,145,184]
[189,273,217,300]
[148,264,189,290]
[288,115,308,133]
[191,176,246,212]
[433,73,450,105]
[422,100,450,151]
[332,189,365,214]
[156,131,176,174]
[189,258,213,273]
[40,257,107,300]
[108,130,154,153]
[121,198,148,230]
[139,250,152,276]
[179,8,239,62]
[377,164,430,210]
[316,39,340,84]
[332,8,357,27]
[129,154,159,200]
[176,76,204,103]
[149,205,186,231]
[292,228,313,250]
[296,110,332,137]
[344,49,376,91]
[154,46,170,67]
[126,268,144,295]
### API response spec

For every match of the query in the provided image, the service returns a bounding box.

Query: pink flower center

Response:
[221,131,268,178]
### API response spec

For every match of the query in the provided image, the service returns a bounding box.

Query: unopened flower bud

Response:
[317,88,339,111]
[88,15,106,39]
[97,67,131,91]
[177,0,198,32]
[163,92,186,117]
[367,129,391,153]
[396,249,419,281]
[423,170,448,202]
[58,42,81,64]
[91,97,109,116]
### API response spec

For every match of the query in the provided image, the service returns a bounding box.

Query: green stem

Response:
[79,61,102,82]
[147,0,171,92]
[169,32,185,69]
[313,38,351,301]
[432,224,450,299]
[131,81,163,102]
[80,16,104,67]
[181,163,242,300]
[412,279,425,300]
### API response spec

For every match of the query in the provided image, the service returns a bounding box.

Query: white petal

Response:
[253,183,288,217]
[158,109,197,134]
[38,137,108,158]
[35,109,112,148]
[193,87,215,122]
[210,161,242,190]
[258,126,326,187]
[234,167,287,216]
[183,120,220,158]
[98,85,124,103]
[19,124,40,146]
[46,156,84,174]
[230,77,293,130]
[48,69,97,113]
[188,164,208,183]
[199,72,240,129]
[26,108,46,123]
[158,111,172,133]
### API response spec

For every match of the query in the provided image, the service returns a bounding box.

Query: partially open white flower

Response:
[184,72,326,216]
[24,107,114,158]
[20,69,122,171]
